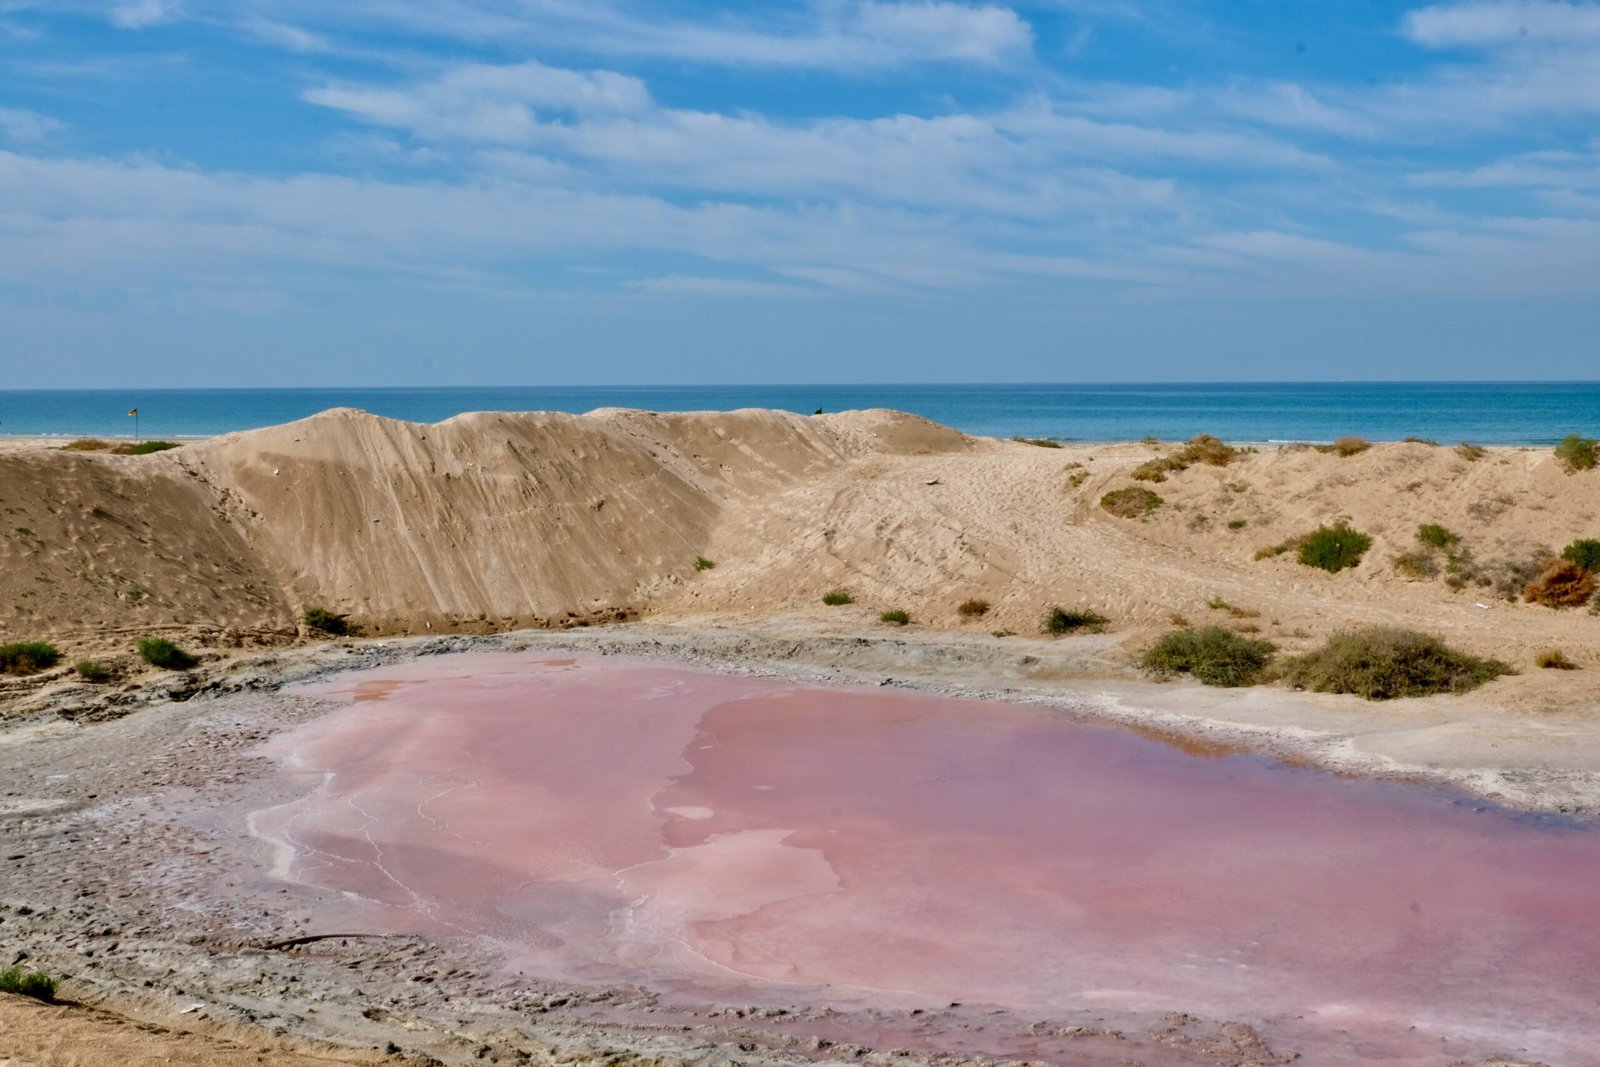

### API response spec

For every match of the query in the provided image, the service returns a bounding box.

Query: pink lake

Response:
[251,651,1600,1064]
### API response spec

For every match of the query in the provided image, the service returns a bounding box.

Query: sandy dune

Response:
[3,407,1596,703]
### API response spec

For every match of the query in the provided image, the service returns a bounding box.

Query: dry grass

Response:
[1129,434,1237,484]
[1536,649,1579,670]
[1330,436,1371,457]
[1455,442,1487,461]
[1523,558,1596,607]
[957,598,990,617]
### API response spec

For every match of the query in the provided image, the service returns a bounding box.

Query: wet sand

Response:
[248,650,1600,1063]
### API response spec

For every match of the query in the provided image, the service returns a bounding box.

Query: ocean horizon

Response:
[3,381,1598,446]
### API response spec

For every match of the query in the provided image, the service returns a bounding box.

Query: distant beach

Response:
[2,381,1598,444]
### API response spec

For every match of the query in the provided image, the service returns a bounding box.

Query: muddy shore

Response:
[2,619,1587,1067]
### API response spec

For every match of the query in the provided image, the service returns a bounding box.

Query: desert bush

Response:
[1554,434,1598,473]
[1523,558,1596,607]
[1129,435,1236,484]
[1330,436,1371,457]
[957,598,990,617]
[1280,628,1513,700]
[0,641,61,675]
[1454,442,1487,461]
[880,609,911,626]
[1130,460,1168,483]
[1296,522,1372,574]
[136,636,197,670]
[1562,539,1600,572]
[1226,519,1247,530]
[1403,436,1438,446]
[1254,536,1304,560]
[112,440,180,455]
[1394,550,1439,579]
[821,589,853,606]
[1011,436,1061,448]
[693,556,716,571]
[1416,524,1460,549]
[61,438,111,451]
[0,967,56,1002]
[1042,607,1108,635]
[1174,434,1237,467]
[1100,487,1163,519]
[1142,627,1275,687]
[302,606,351,636]
[74,659,114,683]
[1536,649,1578,670]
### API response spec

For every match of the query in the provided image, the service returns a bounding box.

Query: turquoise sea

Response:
[2,383,1598,445]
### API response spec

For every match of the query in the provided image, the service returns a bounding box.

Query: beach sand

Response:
[2,408,1596,1065]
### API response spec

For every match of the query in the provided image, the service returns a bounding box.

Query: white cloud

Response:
[109,0,180,29]
[1404,1,1600,47]
[849,2,1033,63]
[636,274,816,298]
[306,60,651,143]
[240,17,330,53]
[0,106,62,144]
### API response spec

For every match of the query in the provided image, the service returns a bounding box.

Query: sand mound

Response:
[2,412,1597,708]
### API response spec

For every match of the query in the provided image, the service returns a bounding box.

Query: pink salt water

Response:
[253,652,1600,1063]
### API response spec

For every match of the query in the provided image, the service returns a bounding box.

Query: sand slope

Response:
[2,410,1597,705]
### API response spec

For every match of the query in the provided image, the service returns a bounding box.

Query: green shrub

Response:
[1562,539,1600,572]
[1554,434,1598,473]
[137,636,197,670]
[1226,519,1247,530]
[1142,627,1275,687]
[60,438,111,451]
[112,440,180,456]
[1296,522,1372,573]
[821,589,854,606]
[1281,628,1513,700]
[1042,607,1108,635]
[880,609,911,625]
[0,966,56,1002]
[302,606,350,636]
[1100,487,1163,519]
[957,598,990,617]
[1523,559,1595,607]
[74,659,114,683]
[1416,524,1460,549]
[1010,436,1061,448]
[0,641,61,675]
[693,556,716,571]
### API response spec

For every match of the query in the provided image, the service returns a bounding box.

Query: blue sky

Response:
[1,0,1597,386]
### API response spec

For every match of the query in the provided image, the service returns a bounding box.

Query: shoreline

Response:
[12,615,1600,817]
